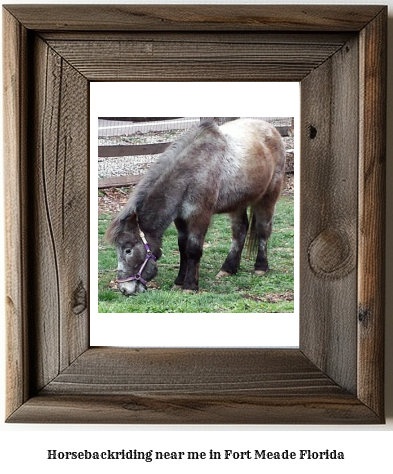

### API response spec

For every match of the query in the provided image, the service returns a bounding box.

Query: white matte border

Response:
[90,82,300,347]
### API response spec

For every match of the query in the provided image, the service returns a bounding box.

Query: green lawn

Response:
[98,194,294,313]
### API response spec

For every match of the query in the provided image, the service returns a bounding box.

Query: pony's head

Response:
[106,212,160,296]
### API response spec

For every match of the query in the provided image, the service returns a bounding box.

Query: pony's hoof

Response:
[254,270,267,276]
[171,284,183,291]
[216,270,231,279]
[182,289,197,294]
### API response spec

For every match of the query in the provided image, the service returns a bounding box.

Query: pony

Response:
[106,119,286,296]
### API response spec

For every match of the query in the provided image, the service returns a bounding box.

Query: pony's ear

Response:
[122,212,137,232]
[105,211,136,243]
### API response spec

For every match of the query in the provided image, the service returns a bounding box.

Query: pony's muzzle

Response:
[118,280,146,296]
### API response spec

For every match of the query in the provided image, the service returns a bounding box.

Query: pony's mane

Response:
[105,121,221,244]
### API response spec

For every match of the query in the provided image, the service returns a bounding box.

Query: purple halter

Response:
[115,226,157,287]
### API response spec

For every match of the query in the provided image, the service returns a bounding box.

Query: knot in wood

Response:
[72,281,87,315]
[308,228,355,279]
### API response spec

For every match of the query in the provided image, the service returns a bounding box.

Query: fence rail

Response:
[98,142,170,158]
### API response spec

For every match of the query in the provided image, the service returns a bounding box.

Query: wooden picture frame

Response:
[3,5,386,424]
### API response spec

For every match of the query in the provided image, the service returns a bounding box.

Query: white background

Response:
[1,0,392,472]
[90,82,300,347]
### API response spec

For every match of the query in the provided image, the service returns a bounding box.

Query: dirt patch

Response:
[98,186,134,215]
[241,291,294,304]
[283,175,294,196]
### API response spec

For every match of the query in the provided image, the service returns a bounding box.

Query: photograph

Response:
[97,116,295,314]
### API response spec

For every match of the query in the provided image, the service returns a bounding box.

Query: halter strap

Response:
[115,221,157,286]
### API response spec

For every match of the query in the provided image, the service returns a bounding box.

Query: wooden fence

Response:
[98,117,293,188]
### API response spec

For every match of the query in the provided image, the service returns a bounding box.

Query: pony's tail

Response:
[245,209,259,259]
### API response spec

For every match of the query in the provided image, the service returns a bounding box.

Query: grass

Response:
[98,194,294,313]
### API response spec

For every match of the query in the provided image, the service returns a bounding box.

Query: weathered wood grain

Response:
[28,37,60,390]
[29,36,89,391]
[300,36,359,394]
[9,392,379,425]
[3,8,30,418]
[40,31,354,44]
[7,348,380,424]
[3,5,384,32]
[46,38,347,82]
[358,9,387,417]
[46,348,341,395]
[3,4,386,424]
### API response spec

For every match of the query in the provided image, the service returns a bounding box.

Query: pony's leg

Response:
[182,217,210,292]
[173,218,189,288]
[217,208,249,278]
[251,192,278,275]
